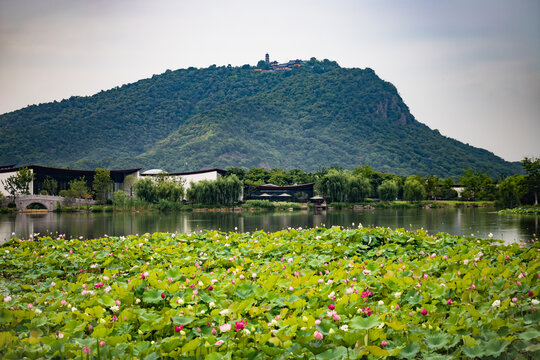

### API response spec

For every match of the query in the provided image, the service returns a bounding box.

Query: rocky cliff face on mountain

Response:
[0,58,521,178]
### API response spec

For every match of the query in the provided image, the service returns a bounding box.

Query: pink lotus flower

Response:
[235,319,247,331]
[83,347,91,354]
[470,284,476,290]
[314,330,323,340]
[327,310,337,318]
[27,303,33,309]
[395,304,400,310]
[161,293,166,299]
[315,319,321,325]
[174,324,183,332]
[381,340,387,347]
[361,290,372,298]
[211,328,217,335]
[421,308,428,315]
[328,304,335,310]
[362,307,373,316]
[529,291,534,297]
[220,323,231,332]
[215,340,225,346]
[512,297,518,302]
[447,299,453,305]
[115,299,121,306]
[99,340,106,347]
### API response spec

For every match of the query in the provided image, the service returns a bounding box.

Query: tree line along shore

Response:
[1,158,538,214]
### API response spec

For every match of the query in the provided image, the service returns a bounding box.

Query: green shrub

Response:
[243,200,301,210]
[156,199,185,212]
[404,177,426,202]
[133,178,158,203]
[112,190,129,207]
[39,190,48,195]
[378,180,399,201]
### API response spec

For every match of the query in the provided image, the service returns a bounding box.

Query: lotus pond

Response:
[0,227,539,359]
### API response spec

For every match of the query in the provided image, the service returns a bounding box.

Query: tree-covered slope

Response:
[0,60,521,178]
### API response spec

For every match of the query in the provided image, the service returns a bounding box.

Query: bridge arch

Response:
[14,195,96,212]
[25,202,49,210]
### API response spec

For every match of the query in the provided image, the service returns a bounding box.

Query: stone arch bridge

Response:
[15,195,96,212]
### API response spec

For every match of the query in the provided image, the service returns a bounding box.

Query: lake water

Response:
[0,207,537,245]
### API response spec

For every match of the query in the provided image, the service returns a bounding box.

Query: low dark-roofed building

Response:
[244,183,314,202]
[0,165,140,196]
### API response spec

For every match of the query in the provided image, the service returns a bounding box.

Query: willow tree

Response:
[378,180,399,201]
[347,175,372,203]
[403,176,426,202]
[156,180,184,202]
[315,169,348,203]
[187,175,242,206]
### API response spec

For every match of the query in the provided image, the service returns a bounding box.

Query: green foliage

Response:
[92,168,113,204]
[459,168,497,201]
[39,189,48,195]
[0,167,35,200]
[225,167,246,181]
[243,200,301,210]
[347,175,372,202]
[156,180,184,202]
[43,176,58,196]
[521,157,540,205]
[499,205,540,215]
[0,63,521,179]
[317,170,375,203]
[440,178,458,200]
[112,190,129,207]
[186,175,242,206]
[123,174,136,196]
[378,180,399,201]
[498,174,526,208]
[133,177,158,203]
[0,228,538,359]
[403,176,426,202]
[66,177,90,199]
[316,169,349,203]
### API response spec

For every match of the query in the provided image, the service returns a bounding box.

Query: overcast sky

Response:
[1,0,538,161]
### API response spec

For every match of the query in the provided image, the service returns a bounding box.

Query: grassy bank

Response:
[0,227,538,359]
[329,200,496,210]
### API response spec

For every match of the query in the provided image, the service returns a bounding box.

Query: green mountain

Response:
[0,58,521,178]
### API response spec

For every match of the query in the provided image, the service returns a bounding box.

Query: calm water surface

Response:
[0,208,537,244]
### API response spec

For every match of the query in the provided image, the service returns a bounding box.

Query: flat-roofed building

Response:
[140,168,227,189]
[0,165,141,196]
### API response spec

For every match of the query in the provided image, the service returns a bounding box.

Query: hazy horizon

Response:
[1,0,538,162]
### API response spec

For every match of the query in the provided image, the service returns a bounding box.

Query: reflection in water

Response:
[0,208,537,244]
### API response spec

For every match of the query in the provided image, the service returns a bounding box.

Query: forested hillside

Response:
[0,58,521,178]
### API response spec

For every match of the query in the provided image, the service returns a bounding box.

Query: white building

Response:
[140,168,227,189]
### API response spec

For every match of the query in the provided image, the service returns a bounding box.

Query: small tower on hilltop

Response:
[265,53,270,64]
